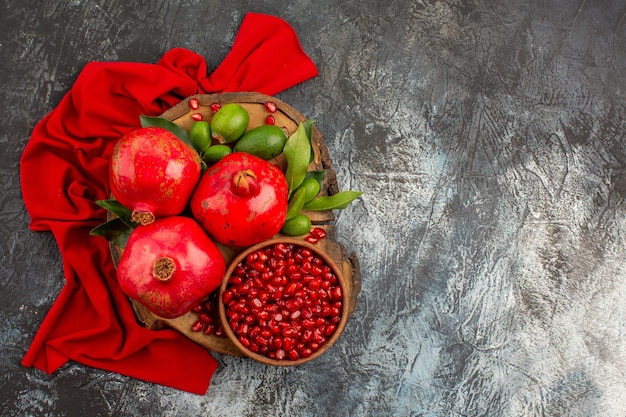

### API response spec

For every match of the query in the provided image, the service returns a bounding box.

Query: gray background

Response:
[2,0,626,416]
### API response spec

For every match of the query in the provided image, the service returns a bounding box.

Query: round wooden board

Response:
[114,92,361,358]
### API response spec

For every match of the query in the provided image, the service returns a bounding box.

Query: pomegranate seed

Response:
[199,313,212,323]
[191,113,203,121]
[191,320,204,332]
[272,337,283,349]
[210,103,221,112]
[239,336,251,348]
[265,115,275,125]
[275,349,286,360]
[222,289,235,304]
[283,337,296,351]
[288,349,300,361]
[305,236,318,244]
[204,324,216,335]
[264,101,278,113]
[189,97,200,110]
[254,336,268,347]
[192,304,203,313]
[311,228,327,239]
[302,329,313,342]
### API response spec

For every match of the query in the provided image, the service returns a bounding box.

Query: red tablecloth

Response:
[20,12,317,395]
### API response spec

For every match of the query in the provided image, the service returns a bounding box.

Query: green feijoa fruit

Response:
[210,103,249,143]
[202,144,232,163]
[233,125,288,160]
[190,121,211,153]
[295,177,321,203]
[280,213,312,236]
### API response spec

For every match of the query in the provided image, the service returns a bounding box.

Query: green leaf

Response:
[139,115,193,148]
[302,119,316,163]
[95,199,136,228]
[303,191,363,211]
[285,187,307,220]
[284,122,312,197]
[89,217,133,248]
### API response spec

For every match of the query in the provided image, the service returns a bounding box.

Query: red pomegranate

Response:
[190,152,288,247]
[116,216,226,319]
[110,127,201,225]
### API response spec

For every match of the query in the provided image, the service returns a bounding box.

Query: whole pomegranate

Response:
[117,216,226,319]
[110,127,201,225]
[190,152,288,247]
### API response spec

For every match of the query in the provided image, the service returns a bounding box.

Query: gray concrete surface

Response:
[2,0,626,416]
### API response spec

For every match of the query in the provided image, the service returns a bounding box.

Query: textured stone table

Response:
[2,0,625,416]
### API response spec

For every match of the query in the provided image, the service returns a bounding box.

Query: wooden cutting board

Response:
[111,92,361,357]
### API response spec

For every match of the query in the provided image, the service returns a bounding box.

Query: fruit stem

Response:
[153,257,176,282]
[131,210,155,225]
[232,169,260,197]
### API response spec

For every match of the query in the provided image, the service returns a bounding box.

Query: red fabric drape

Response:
[19,12,317,395]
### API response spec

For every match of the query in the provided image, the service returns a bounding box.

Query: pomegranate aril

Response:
[283,326,299,338]
[264,101,278,113]
[215,326,225,337]
[275,349,286,360]
[236,283,250,295]
[199,313,212,323]
[265,115,275,125]
[304,236,318,244]
[210,103,221,112]
[301,260,312,272]
[222,289,235,304]
[191,113,203,121]
[332,286,343,300]
[283,337,296,351]
[192,304,203,313]
[312,265,325,277]
[302,329,313,342]
[189,97,200,110]
[321,304,333,316]
[300,348,313,358]
[272,337,283,349]
[302,318,316,328]
[204,324,216,335]
[288,349,300,361]
[311,228,327,239]
[257,310,271,321]
[237,323,249,335]
[254,336,269,347]
[325,323,337,336]
[191,320,204,332]
[249,326,261,338]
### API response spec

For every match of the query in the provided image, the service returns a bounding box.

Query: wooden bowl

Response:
[218,237,350,366]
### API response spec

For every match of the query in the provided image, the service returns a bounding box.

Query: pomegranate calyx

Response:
[232,169,260,197]
[131,210,155,226]
[153,256,176,282]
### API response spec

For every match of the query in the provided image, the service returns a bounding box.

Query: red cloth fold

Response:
[20,12,317,395]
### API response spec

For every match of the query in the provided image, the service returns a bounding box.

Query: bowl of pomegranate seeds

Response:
[218,237,348,365]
